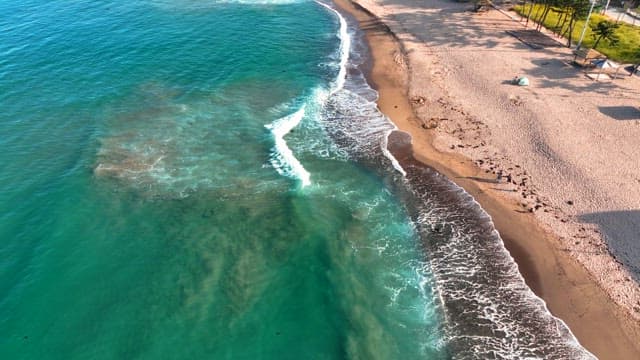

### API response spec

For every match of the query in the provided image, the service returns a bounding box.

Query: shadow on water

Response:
[598,106,640,120]
[579,210,640,283]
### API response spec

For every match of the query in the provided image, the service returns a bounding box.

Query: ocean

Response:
[0,0,593,358]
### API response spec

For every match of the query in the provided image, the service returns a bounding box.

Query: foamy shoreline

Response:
[333,0,640,358]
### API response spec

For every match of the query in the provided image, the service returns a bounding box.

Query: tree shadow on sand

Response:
[519,57,639,95]
[374,0,573,55]
[373,0,524,50]
[370,0,640,97]
[579,210,640,283]
[598,106,640,120]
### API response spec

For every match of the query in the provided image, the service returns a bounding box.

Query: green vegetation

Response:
[590,20,620,50]
[514,2,640,63]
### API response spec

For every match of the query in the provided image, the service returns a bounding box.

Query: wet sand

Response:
[333,0,640,358]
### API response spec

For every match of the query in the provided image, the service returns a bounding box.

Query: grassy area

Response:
[514,4,640,63]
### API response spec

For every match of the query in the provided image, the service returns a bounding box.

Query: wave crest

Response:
[265,106,311,187]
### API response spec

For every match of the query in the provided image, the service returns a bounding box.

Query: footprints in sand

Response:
[508,94,523,106]
[410,95,425,105]
[409,96,444,129]
[409,89,614,260]
[393,51,406,67]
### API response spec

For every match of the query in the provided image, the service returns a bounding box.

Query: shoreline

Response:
[332,0,640,358]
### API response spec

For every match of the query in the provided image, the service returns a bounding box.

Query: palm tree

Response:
[590,20,620,50]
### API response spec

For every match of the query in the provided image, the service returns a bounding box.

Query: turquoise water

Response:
[0,1,446,358]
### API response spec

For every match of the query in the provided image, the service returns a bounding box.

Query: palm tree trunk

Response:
[592,35,604,50]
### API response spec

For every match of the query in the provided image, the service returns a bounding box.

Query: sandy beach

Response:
[334,0,640,358]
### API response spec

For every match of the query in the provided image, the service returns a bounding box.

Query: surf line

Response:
[315,0,350,94]
[264,2,352,187]
[319,1,407,178]
[381,129,407,177]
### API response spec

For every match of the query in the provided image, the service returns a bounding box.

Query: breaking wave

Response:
[263,1,352,187]
[265,106,311,187]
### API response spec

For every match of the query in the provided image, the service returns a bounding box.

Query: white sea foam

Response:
[265,2,353,187]
[382,129,407,176]
[265,106,311,187]
[315,1,350,93]
[316,1,407,177]
[409,174,596,359]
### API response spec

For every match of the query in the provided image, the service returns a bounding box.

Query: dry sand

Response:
[333,0,640,358]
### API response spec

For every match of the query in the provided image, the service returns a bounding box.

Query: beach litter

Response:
[512,76,529,86]
[592,59,619,69]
